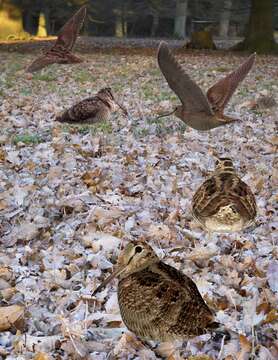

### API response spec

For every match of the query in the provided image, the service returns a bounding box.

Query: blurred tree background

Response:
[0,0,277,51]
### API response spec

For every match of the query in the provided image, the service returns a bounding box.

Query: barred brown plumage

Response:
[26,5,87,73]
[92,241,234,342]
[55,87,127,124]
[192,157,257,233]
[157,41,256,130]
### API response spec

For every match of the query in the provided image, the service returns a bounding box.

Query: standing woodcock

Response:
[192,157,257,233]
[157,41,256,130]
[93,241,230,342]
[26,5,87,73]
[55,87,127,124]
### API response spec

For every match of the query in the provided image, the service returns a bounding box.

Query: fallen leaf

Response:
[0,305,24,331]
[33,353,50,360]
[267,261,278,292]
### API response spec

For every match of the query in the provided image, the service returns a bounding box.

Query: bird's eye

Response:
[135,246,143,253]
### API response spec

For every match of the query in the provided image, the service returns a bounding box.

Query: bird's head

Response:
[92,241,159,295]
[97,87,128,116]
[97,87,114,100]
[173,105,183,118]
[115,241,159,279]
[214,157,235,172]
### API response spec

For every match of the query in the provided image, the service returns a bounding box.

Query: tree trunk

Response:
[174,0,188,38]
[121,1,127,37]
[22,9,40,35]
[219,0,232,38]
[42,5,51,35]
[151,12,159,37]
[233,0,278,53]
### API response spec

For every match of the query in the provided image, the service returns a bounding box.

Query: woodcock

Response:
[192,157,257,233]
[26,5,86,73]
[157,41,256,130]
[93,241,229,342]
[55,87,127,124]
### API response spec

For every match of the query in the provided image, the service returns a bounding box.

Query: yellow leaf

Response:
[255,177,264,192]
[0,266,12,281]
[33,353,50,360]
[0,305,24,331]
[263,309,278,324]
[0,199,7,211]
[0,287,17,301]
[239,334,251,353]
[0,149,5,162]
[81,168,102,187]
[256,302,270,315]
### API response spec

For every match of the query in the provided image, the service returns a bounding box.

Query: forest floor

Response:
[0,36,241,53]
[0,47,277,359]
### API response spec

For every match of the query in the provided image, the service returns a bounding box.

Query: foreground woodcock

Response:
[93,241,230,342]
[192,157,257,233]
[26,5,86,73]
[157,41,256,130]
[55,87,127,123]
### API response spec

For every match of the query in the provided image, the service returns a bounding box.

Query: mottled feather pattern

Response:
[157,42,213,114]
[56,5,87,51]
[192,159,257,232]
[56,97,109,124]
[193,178,255,219]
[157,42,255,130]
[27,51,83,73]
[26,55,61,73]
[26,5,86,73]
[207,53,256,113]
[94,241,235,343]
[55,88,118,124]
[118,260,214,341]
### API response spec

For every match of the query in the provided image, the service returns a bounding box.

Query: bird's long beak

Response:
[91,265,126,296]
[115,101,128,117]
[211,151,221,161]
[155,108,176,120]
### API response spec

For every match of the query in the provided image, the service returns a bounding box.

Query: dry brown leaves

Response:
[0,48,277,359]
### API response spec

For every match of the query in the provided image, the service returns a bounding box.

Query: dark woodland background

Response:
[1,0,278,52]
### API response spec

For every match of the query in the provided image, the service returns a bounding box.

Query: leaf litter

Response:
[0,49,277,359]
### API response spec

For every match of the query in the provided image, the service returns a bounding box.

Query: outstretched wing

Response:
[207,53,256,113]
[26,54,59,73]
[53,5,87,52]
[25,6,86,73]
[157,41,213,115]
